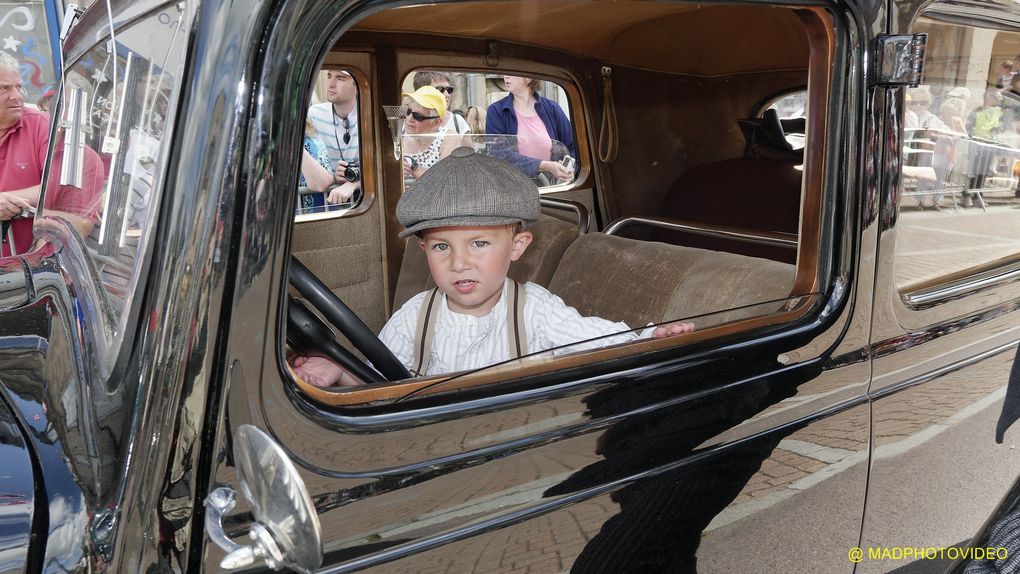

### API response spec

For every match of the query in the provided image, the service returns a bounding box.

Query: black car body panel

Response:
[0,0,1018,572]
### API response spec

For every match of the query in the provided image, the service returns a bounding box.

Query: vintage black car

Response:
[2,0,1020,571]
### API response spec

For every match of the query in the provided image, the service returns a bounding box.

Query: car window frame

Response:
[272,3,843,408]
[293,64,376,224]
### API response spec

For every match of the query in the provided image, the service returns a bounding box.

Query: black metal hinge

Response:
[874,33,927,87]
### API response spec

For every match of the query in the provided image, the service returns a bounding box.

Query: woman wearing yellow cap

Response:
[402,86,463,179]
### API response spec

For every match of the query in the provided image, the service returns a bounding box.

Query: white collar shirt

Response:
[379,279,651,376]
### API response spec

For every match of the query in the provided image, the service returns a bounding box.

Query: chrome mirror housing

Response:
[204,425,322,573]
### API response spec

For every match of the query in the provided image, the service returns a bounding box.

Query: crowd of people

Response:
[296,68,577,214]
[905,57,1020,145]
[901,57,1020,208]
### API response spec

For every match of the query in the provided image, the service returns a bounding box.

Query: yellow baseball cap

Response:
[402,85,447,119]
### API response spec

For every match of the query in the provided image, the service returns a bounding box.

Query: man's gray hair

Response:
[0,52,19,75]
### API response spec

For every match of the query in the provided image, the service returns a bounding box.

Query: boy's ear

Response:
[418,238,427,251]
[510,230,533,261]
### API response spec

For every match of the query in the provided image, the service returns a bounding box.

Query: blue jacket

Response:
[485,94,576,176]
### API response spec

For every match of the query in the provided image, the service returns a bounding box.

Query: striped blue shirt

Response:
[307,102,360,166]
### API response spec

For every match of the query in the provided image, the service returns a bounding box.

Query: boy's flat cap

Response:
[397,146,540,237]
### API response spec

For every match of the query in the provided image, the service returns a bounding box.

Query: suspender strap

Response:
[411,281,528,377]
[412,287,441,377]
[506,280,528,360]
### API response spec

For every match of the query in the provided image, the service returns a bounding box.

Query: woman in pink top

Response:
[485,76,575,183]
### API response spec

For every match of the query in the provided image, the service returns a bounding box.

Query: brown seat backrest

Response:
[658,157,802,263]
[292,214,387,335]
[547,233,796,328]
[392,213,582,310]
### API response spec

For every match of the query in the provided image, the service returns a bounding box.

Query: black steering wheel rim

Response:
[287,257,410,381]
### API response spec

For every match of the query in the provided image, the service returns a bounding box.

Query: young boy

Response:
[292,147,694,387]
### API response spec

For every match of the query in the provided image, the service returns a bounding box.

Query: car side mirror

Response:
[204,424,322,572]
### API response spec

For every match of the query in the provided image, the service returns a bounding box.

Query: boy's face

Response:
[420,225,533,317]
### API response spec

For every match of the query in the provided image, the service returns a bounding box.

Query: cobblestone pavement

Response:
[895,199,1020,288]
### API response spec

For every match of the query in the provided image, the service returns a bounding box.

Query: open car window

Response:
[294,67,365,221]
[282,0,833,406]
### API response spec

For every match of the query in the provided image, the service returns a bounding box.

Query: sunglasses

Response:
[405,109,439,122]
[333,113,351,145]
[434,86,455,94]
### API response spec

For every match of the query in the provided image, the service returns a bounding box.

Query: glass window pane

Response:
[39,2,188,360]
[398,71,577,190]
[896,15,1020,291]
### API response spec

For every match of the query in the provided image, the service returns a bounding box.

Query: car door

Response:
[202,0,880,572]
[861,0,1020,569]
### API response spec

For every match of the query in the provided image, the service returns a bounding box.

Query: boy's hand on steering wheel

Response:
[291,355,366,387]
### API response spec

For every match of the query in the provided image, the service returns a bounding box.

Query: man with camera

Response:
[307,68,361,205]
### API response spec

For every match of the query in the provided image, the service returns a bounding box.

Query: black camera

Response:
[343,161,361,183]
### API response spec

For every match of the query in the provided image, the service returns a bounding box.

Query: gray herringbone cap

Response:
[397,146,540,237]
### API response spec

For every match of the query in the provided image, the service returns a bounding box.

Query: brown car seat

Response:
[657,109,803,263]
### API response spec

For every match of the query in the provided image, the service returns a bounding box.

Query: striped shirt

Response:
[379,279,651,376]
[307,102,360,166]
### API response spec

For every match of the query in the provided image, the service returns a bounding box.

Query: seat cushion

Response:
[548,233,795,328]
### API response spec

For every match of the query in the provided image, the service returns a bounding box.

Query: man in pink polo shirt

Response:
[0,53,46,256]
[0,54,102,257]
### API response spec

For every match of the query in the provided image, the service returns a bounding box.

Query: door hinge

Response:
[875,33,927,87]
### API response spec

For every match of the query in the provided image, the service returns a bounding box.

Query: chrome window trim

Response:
[902,261,1020,306]
[603,216,799,249]
[870,339,1019,400]
[540,197,591,233]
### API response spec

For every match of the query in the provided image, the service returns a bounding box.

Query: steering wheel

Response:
[287,257,410,381]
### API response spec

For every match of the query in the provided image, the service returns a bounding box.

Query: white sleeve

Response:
[524,284,640,354]
[378,291,427,371]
